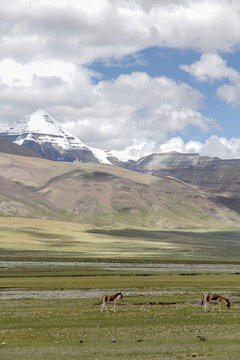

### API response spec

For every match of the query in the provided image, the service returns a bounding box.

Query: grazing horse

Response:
[99,292,123,312]
[201,292,231,312]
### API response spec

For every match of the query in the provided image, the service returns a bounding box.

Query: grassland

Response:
[1,154,240,358]
[0,215,240,359]
[0,212,240,358]
[0,266,240,360]
[1,269,240,290]
[0,217,240,262]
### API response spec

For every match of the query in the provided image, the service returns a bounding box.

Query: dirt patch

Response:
[0,289,239,304]
[1,261,240,273]
[0,289,193,300]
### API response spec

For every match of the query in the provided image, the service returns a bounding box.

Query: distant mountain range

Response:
[128,152,240,194]
[1,109,240,198]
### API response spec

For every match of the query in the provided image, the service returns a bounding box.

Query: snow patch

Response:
[107,149,138,162]
[89,146,112,165]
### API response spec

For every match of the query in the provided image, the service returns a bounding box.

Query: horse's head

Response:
[119,292,123,300]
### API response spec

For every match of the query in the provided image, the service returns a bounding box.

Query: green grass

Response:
[1,299,237,360]
[0,269,240,291]
[1,212,240,358]
[0,269,240,359]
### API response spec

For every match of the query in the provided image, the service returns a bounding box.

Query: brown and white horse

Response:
[99,292,123,312]
[201,292,231,312]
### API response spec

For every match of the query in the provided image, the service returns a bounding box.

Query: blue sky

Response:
[89,47,240,142]
[1,0,240,159]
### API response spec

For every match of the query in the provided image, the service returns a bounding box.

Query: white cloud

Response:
[107,135,240,160]
[63,72,214,150]
[0,59,76,86]
[1,0,240,65]
[180,53,240,82]
[216,82,240,106]
[109,139,163,161]
[0,70,215,151]
[157,136,240,159]
[181,53,240,106]
[38,0,108,15]
[1,0,240,157]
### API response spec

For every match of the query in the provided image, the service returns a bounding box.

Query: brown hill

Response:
[0,173,64,219]
[0,152,239,229]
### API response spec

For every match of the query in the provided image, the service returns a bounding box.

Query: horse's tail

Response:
[201,294,205,306]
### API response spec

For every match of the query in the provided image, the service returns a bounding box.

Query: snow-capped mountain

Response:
[0,109,112,164]
[2,110,240,195]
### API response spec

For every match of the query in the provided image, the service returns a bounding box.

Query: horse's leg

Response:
[105,301,109,312]
[204,301,208,312]
[113,300,116,312]
[218,301,222,312]
[211,303,216,312]
[101,301,105,312]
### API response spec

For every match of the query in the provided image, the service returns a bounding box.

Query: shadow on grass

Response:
[87,228,240,241]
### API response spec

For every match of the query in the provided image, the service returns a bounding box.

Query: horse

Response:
[201,292,231,312]
[99,292,123,312]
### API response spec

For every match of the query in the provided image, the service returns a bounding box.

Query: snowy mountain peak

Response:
[8,109,73,138]
[0,109,112,164]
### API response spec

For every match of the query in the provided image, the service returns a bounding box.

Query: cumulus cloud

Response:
[1,0,240,157]
[0,68,215,151]
[217,83,240,106]
[63,72,215,150]
[181,53,240,106]
[180,53,239,82]
[1,0,240,65]
[0,59,75,87]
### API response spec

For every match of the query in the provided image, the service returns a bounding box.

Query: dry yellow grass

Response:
[0,217,181,257]
[0,217,240,261]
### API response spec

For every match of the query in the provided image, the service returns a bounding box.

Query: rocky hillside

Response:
[0,152,240,229]
[128,152,240,193]
[0,139,40,158]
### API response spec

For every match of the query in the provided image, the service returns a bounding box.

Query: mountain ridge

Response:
[0,152,239,229]
[1,109,240,196]
[130,152,240,193]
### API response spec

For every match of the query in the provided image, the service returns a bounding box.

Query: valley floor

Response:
[1,217,240,358]
[1,217,240,262]
[0,265,240,359]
